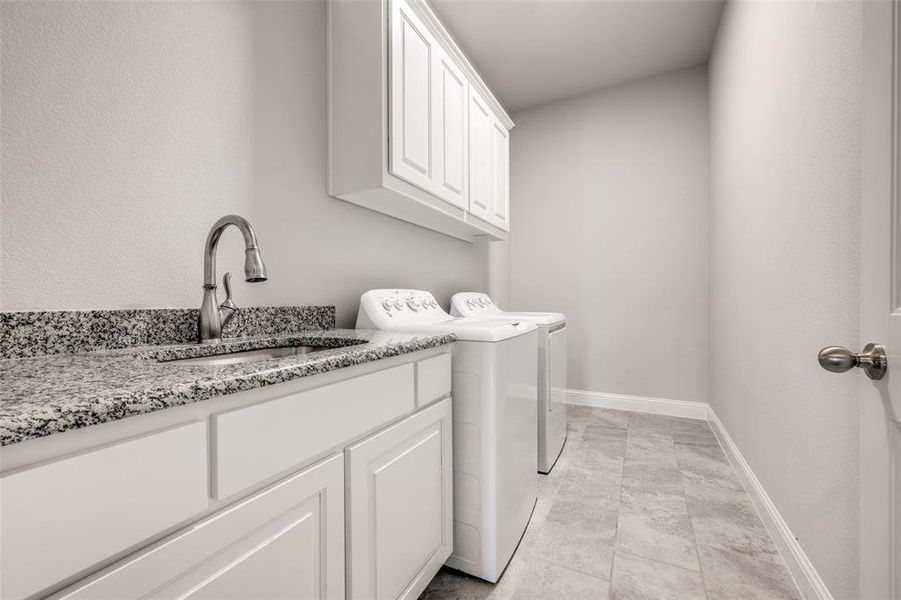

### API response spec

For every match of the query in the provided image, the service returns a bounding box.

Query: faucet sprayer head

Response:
[244,247,268,282]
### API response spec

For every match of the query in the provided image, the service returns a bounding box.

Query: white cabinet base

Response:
[6,349,453,600]
[345,398,453,600]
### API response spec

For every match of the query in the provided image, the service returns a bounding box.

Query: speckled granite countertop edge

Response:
[0,329,455,447]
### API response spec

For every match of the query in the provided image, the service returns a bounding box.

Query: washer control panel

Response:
[450,292,500,318]
[357,289,450,329]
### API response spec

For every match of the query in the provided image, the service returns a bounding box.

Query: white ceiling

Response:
[430,0,725,112]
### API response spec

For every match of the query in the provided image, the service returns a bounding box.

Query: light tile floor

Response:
[419,406,802,600]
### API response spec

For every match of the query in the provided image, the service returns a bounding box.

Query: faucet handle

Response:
[219,272,238,328]
[221,272,235,304]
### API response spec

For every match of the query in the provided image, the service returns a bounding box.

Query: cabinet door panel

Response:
[54,455,345,600]
[390,0,433,191]
[468,92,492,221]
[434,51,468,208]
[212,363,413,499]
[491,120,510,230]
[168,504,319,600]
[346,399,453,600]
[1,422,208,600]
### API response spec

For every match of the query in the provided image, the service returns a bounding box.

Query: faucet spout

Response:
[203,215,268,287]
[199,215,268,343]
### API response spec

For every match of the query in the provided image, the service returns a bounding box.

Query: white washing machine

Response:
[451,292,567,474]
[357,289,538,583]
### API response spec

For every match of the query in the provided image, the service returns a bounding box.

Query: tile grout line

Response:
[615,549,714,577]
[677,435,712,600]
[618,417,716,591]
[606,415,631,593]
[616,417,706,575]
[521,413,618,588]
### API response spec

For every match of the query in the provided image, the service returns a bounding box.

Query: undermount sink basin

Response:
[167,345,336,367]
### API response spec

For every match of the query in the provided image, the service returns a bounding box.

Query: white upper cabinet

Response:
[491,119,510,230]
[329,0,513,242]
[433,49,469,209]
[467,90,509,231]
[468,91,492,224]
[389,0,434,191]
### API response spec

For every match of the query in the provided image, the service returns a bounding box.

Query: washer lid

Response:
[450,292,565,326]
[382,317,537,342]
[494,311,566,326]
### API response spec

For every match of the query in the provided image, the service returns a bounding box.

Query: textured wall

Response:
[708,2,861,597]
[508,67,709,402]
[0,1,487,327]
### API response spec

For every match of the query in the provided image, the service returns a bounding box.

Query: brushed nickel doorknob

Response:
[818,343,887,380]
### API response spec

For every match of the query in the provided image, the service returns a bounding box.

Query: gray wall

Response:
[507,67,709,402]
[0,1,487,327]
[708,2,861,598]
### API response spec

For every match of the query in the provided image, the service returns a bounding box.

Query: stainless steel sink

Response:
[167,345,334,366]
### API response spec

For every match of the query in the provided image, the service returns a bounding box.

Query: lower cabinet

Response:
[53,454,345,600]
[31,354,453,600]
[345,398,453,600]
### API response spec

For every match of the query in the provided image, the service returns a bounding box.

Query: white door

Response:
[433,49,468,209]
[345,399,453,600]
[389,0,434,192]
[858,2,901,597]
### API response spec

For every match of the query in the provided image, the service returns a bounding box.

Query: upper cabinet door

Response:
[491,121,510,231]
[389,0,434,192]
[468,91,492,222]
[432,49,468,209]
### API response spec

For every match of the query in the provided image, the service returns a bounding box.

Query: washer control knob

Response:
[406,298,421,311]
[393,299,405,311]
[382,301,392,311]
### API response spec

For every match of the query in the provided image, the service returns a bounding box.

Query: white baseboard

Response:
[564,389,709,420]
[707,407,832,600]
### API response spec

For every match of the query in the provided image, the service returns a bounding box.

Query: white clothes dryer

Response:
[451,292,567,474]
[357,289,538,582]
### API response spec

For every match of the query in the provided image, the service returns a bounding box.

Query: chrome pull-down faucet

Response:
[198,215,268,344]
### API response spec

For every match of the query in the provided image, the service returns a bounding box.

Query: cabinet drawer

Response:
[416,353,451,406]
[345,398,453,600]
[212,364,414,499]
[1,422,208,600]
[53,454,345,600]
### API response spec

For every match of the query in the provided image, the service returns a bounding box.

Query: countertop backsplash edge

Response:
[0,306,337,360]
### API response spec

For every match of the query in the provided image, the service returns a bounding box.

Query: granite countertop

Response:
[0,329,456,447]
